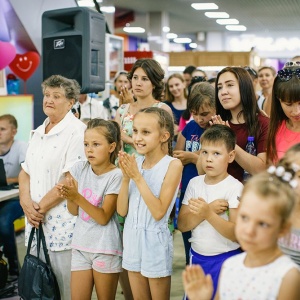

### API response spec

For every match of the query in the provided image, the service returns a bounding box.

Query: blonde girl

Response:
[277,143,300,265]
[57,119,123,300]
[183,168,300,300]
[117,107,182,300]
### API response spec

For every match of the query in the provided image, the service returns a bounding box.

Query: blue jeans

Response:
[0,198,24,275]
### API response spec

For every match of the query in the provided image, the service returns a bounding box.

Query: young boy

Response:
[173,82,216,265]
[177,124,243,299]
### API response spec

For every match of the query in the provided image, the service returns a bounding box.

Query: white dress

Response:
[219,252,300,300]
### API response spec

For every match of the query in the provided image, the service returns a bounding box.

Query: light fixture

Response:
[77,0,95,7]
[100,6,115,13]
[173,37,192,44]
[166,33,178,39]
[189,42,198,48]
[226,25,247,31]
[123,27,145,33]
[216,18,239,25]
[191,3,218,10]
[163,26,170,33]
[205,12,229,18]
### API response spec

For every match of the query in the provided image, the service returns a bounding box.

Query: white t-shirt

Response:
[80,95,109,120]
[182,175,243,255]
[22,111,86,251]
[219,252,300,300]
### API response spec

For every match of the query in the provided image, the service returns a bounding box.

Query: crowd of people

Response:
[1,56,300,299]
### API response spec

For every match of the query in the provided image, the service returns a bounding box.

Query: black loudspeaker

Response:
[42,7,106,93]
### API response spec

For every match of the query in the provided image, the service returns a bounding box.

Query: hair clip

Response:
[267,165,298,189]
[278,68,300,82]
[285,61,300,67]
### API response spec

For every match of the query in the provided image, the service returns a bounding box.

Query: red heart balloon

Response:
[9,51,40,81]
[0,41,16,70]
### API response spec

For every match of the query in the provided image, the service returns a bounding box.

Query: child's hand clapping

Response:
[56,177,79,201]
[118,151,141,181]
[182,265,213,300]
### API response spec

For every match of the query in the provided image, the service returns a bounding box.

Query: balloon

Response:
[9,51,40,81]
[0,41,16,70]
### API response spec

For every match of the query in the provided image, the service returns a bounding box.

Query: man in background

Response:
[78,93,108,122]
[0,114,28,282]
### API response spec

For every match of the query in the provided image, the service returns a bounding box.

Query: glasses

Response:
[244,66,258,78]
[278,68,300,81]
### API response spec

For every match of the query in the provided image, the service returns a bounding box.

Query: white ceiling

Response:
[103,0,300,39]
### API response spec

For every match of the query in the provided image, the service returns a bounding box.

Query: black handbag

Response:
[18,224,61,300]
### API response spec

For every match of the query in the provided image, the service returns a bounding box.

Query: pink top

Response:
[275,121,300,162]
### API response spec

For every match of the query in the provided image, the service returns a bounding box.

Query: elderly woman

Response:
[19,75,86,300]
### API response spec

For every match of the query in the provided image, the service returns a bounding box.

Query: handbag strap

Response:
[26,224,52,268]
[38,223,52,267]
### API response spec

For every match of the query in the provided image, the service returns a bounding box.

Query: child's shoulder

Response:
[225,175,244,186]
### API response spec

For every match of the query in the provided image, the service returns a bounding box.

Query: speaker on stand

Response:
[42,7,106,93]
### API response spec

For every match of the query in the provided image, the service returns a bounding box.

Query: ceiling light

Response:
[100,6,115,13]
[77,0,95,7]
[123,27,145,33]
[189,43,198,48]
[173,37,192,44]
[226,25,247,31]
[166,33,178,39]
[191,3,218,10]
[205,12,229,18]
[216,18,239,25]
[163,26,170,33]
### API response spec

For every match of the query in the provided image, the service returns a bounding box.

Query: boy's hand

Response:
[209,199,229,214]
[188,197,211,219]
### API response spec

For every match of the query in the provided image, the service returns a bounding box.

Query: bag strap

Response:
[26,224,52,268]
[26,226,36,255]
[38,223,52,267]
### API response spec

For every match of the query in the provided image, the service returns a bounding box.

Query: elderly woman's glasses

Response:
[278,68,300,82]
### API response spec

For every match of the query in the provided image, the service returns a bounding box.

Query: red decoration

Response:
[0,41,16,70]
[9,51,40,81]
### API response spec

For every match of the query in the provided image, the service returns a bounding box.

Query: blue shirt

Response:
[181,120,205,193]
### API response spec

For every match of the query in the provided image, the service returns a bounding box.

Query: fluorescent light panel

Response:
[123,27,145,33]
[205,12,229,18]
[189,43,198,48]
[191,3,218,10]
[77,0,95,7]
[166,33,178,39]
[216,18,239,25]
[100,6,115,13]
[226,25,247,31]
[173,37,192,44]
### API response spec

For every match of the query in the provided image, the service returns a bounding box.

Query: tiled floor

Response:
[3,230,186,300]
